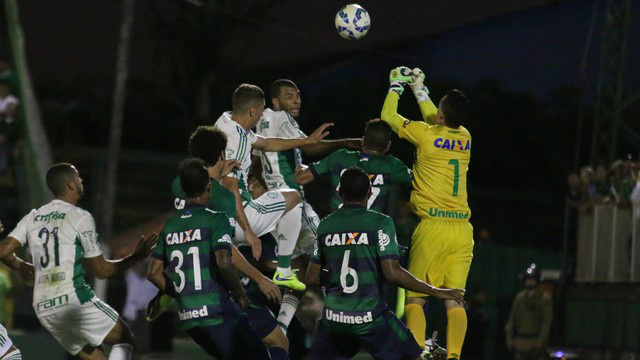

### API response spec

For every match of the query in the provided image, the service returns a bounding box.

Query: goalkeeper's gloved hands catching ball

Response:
[388,66,413,95]
[408,67,430,102]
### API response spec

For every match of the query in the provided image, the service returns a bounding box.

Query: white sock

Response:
[277,294,300,335]
[108,344,133,360]
[275,203,302,276]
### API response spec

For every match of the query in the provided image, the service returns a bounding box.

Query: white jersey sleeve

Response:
[7,210,35,246]
[76,214,102,258]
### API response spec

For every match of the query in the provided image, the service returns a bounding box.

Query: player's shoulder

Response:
[203,208,230,221]
[364,208,393,223]
[214,112,242,134]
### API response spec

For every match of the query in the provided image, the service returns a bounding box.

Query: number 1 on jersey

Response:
[448,159,460,196]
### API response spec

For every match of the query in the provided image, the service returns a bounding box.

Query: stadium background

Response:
[0,0,639,359]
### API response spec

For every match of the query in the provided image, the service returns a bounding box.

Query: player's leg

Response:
[245,306,289,359]
[190,314,271,360]
[277,201,318,334]
[405,219,445,349]
[102,316,135,360]
[273,189,302,282]
[309,321,359,360]
[359,311,423,360]
[441,222,474,360]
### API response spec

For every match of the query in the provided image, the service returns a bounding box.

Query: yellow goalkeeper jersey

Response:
[398,116,471,221]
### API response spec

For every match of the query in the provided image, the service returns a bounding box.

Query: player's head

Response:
[437,89,470,128]
[179,158,211,199]
[233,83,265,127]
[339,167,371,204]
[189,126,227,165]
[270,79,301,118]
[46,163,83,198]
[363,119,391,154]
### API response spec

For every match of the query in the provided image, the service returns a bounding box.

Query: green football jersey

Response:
[309,149,412,212]
[153,204,236,330]
[311,205,400,334]
[171,176,237,231]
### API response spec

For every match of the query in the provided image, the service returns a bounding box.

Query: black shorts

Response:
[186,314,270,360]
[246,306,278,338]
[310,310,422,360]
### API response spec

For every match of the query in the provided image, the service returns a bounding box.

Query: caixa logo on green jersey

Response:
[37,294,69,311]
[324,232,369,246]
[166,229,205,245]
[434,138,470,151]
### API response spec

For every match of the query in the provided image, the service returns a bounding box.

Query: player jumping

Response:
[381,67,474,360]
[214,83,332,291]
[305,167,465,360]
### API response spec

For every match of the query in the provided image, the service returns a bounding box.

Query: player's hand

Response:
[408,67,430,102]
[307,123,333,144]
[388,66,413,95]
[245,230,262,261]
[295,164,308,175]
[257,277,283,304]
[19,261,35,281]
[134,232,158,259]
[220,160,240,178]
[432,288,466,305]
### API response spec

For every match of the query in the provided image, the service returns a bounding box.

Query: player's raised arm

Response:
[252,122,333,152]
[380,66,414,133]
[297,137,361,158]
[408,68,438,125]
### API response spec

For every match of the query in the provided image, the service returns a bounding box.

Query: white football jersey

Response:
[9,199,101,315]
[255,108,305,191]
[214,111,257,198]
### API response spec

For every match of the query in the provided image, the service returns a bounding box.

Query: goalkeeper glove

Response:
[409,67,430,102]
[388,66,413,95]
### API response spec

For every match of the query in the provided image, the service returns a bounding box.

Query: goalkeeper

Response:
[380,67,474,360]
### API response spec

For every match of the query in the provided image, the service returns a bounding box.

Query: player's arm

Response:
[220,176,262,260]
[294,164,315,185]
[215,248,250,309]
[380,259,464,304]
[380,66,414,133]
[408,68,438,124]
[298,138,362,158]
[295,150,335,185]
[85,233,157,279]
[230,245,281,304]
[0,237,34,280]
[252,122,333,152]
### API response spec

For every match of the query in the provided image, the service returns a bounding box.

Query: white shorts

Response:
[234,190,287,245]
[0,324,14,358]
[293,201,320,258]
[37,298,118,355]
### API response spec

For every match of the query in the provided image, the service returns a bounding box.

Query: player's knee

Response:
[264,327,289,351]
[281,190,302,209]
[444,299,465,310]
[406,296,426,306]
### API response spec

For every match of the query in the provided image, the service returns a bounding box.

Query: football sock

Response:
[405,303,426,349]
[108,344,133,360]
[446,307,467,359]
[277,294,300,335]
[275,203,302,275]
[268,347,289,360]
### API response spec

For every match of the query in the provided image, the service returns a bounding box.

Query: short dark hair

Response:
[441,89,470,128]
[179,158,209,198]
[189,126,227,166]
[339,167,371,203]
[46,163,77,195]
[363,119,391,152]
[270,79,298,99]
[232,84,264,114]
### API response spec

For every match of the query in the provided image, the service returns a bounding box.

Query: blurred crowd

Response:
[567,158,640,213]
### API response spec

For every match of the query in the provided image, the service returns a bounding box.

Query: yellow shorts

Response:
[407,219,474,298]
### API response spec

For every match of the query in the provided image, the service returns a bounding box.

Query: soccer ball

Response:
[335,4,371,40]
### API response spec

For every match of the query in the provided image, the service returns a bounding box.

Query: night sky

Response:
[10,0,640,246]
